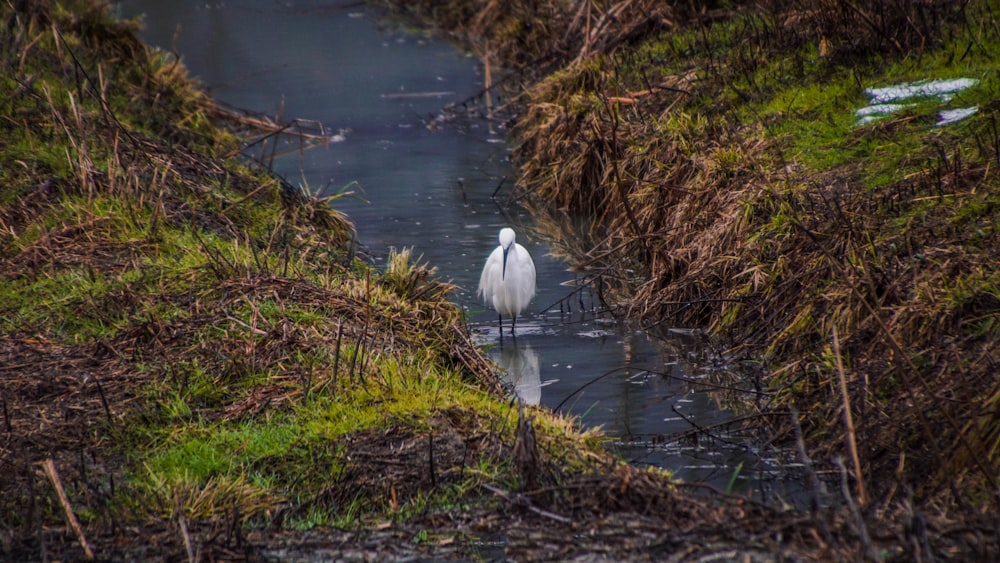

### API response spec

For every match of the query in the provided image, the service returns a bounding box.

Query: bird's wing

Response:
[517,243,537,301]
[478,246,503,303]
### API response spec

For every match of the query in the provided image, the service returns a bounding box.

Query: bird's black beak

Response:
[501,246,509,280]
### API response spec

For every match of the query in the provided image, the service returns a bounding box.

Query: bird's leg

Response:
[498,314,504,344]
[510,314,517,335]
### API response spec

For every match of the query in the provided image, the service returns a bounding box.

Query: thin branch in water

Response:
[670,404,752,452]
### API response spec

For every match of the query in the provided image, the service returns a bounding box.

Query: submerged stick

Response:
[490,175,507,199]
[42,458,94,560]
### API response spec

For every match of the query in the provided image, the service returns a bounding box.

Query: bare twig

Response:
[833,326,867,507]
[835,457,878,561]
[41,459,94,560]
[597,96,646,248]
[179,513,196,563]
[482,484,573,524]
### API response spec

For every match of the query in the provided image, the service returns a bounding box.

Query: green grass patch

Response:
[126,353,521,524]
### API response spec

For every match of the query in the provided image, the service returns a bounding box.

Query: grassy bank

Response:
[386,0,1000,522]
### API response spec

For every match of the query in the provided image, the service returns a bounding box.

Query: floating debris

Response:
[577,329,616,338]
[381,91,456,99]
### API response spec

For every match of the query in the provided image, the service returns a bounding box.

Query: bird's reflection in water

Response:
[491,341,541,406]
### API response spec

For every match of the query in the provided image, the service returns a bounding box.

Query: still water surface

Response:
[116,0,797,497]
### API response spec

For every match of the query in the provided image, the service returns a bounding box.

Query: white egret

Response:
[478,227,536,334]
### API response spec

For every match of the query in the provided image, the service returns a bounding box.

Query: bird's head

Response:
[498,228,516,249]
[499,228,516,280]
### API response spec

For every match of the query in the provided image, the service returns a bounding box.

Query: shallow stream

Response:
[116,0,802,500]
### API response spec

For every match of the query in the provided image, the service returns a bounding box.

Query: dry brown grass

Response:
[384,0,1000,540]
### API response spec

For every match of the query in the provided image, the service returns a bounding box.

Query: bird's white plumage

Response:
[478,228,535,331]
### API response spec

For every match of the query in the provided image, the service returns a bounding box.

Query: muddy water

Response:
[115,0,799,499]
